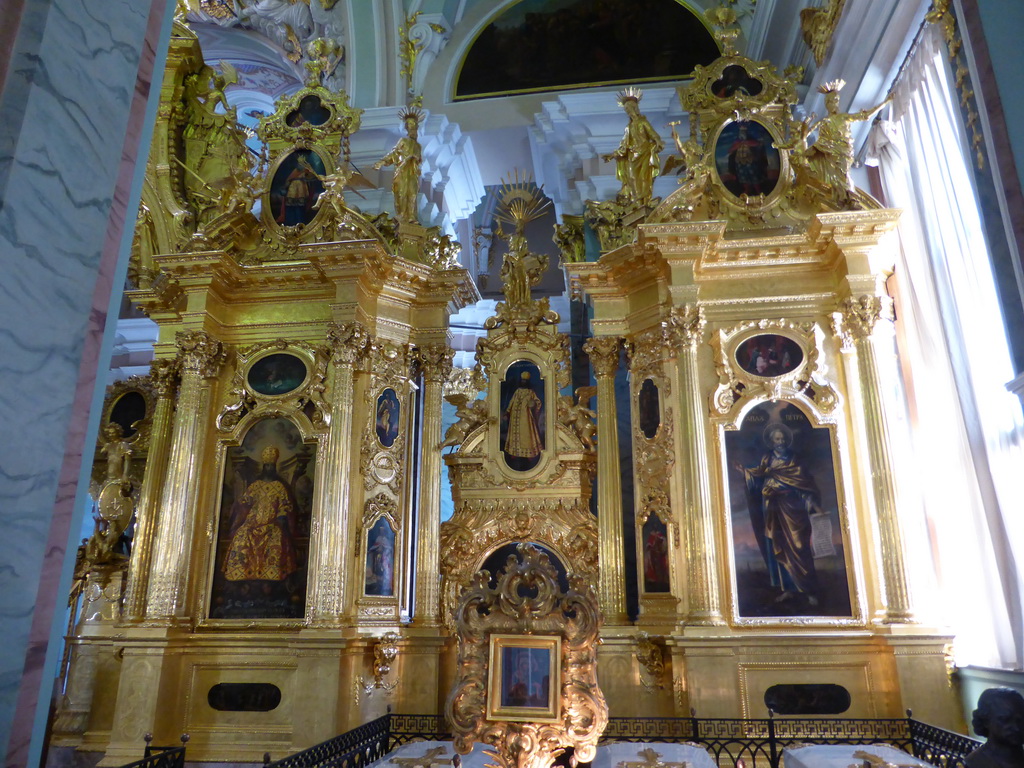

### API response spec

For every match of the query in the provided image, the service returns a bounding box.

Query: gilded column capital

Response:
[833,295,893,348]
[149,358,179,398]
[416,343,454,383]
[668,304,706,348]
[175,330,226,378]
[326,321,371,366]
[583,336,621,379]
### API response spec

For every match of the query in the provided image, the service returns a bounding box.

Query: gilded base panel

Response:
[597,632,677,718]
[885,631,964,731]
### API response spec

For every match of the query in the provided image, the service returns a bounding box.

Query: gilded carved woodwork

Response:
[800,0,847,66]
[446,544,607,768]
[710,319,840,419]
[216,339,331,432]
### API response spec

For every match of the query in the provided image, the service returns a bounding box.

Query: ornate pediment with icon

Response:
[645,8,890,234]
[440,175,597,627]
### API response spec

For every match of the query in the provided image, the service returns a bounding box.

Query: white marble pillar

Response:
[0,0,173,761]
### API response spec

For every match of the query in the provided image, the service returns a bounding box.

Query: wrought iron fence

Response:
[601,712,980,768]
[118,745,186,768]
[272,711,980,768]
[265,713,391,768]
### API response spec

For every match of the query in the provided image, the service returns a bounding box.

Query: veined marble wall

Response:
[0,0,173,764]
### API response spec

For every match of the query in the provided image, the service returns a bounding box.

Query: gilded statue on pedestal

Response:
[603,87,664,208]
[373,106,424,225]
[85,424,135,565]
[784,79,890,207]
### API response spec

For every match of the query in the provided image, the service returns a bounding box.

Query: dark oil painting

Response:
[724,401,852,619]
[269,148,326,227]
[714,120,781,198]
[285,94,331,127]
[500,360,545,472]
[736,334,804,378]
[248,353,308,396]
[641,514,670,593]
[364,516,395,597]
[456,0,719,99]
[375,388,400,448]
[500,646,552,709]
[638,377,660,439]
[210,417,314,620]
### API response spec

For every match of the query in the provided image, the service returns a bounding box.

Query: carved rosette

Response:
[439,499,598,628]
[175,329,227,378]
[446,544,607,768]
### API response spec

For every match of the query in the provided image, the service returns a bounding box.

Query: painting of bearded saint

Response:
[210,417,314,619]
[725,402,851,618]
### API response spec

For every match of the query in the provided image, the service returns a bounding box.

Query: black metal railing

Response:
[268,711,981,768]
[600,711,980,768]
[265,713,391,768]
[118,745,186,768]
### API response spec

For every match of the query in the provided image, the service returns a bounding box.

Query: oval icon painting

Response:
[376,388,400,448]
[735,334,803,378]
[714,120,780,199]
[247,353,307,396]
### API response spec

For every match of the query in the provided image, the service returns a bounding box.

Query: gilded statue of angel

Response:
[783,79,891,205]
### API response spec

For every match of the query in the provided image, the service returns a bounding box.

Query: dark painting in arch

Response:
[480,542,570,594]
[248,353,307,396]
[110,391,146,437]
[500,360,545,472]
[455,0,720,99]
[638,378,660,439]
[724,401,851,619]
[714,120,781,199]
[364,516,395,597]
[712,64,763,98]
[286,94,331,127]
[269,149,326,227]
[210,417,315,620]
[736,334,804,378]
[375,388,400,448]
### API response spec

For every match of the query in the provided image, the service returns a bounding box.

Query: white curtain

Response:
[865,23,1024,669]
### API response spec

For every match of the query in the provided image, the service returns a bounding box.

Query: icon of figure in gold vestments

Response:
[501,362,544,472]
[223,444,298,584]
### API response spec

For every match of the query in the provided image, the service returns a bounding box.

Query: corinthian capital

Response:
[149,357,180,398]
[667,304,705,348]
[583,337,621,379]
[175,330,226,378]
[416,343,454,383]
[833,295,893,348]
[326,321,371,365]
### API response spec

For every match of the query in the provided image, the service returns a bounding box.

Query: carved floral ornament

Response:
[445,544,607,768]
[709,319,840,421]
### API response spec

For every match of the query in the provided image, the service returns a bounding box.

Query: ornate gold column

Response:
[668,306,723,625]
[306,322,369,624]
[584,336,628,624]
[413,343,453,626]
[835,295,914,623]
[145,330,226,619]
[122,359,178,621]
